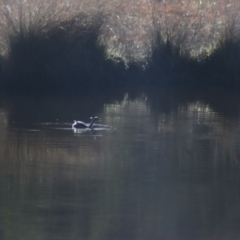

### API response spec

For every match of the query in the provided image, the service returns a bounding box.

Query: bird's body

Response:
[72,117,99,129]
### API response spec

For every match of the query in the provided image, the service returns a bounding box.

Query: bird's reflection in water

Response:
[72,128,99,139]
[72,125,113,139]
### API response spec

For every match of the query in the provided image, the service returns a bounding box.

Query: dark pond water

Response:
[0,87,240,240]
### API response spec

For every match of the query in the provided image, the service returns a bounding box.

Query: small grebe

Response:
[72,116,99,129]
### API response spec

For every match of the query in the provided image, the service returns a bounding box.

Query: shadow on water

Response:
[0,86,240,240]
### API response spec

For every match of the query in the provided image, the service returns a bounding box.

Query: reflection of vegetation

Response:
[102,90,240,239]
[0,0,240,88]
[0,109,8,140]
[0,89,240,239]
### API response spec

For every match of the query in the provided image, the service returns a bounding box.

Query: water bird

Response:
[72,116,99,129]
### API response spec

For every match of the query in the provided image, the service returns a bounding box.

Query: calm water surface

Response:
[0,87,240,240]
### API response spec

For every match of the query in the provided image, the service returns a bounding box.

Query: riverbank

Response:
[0,0,239,92]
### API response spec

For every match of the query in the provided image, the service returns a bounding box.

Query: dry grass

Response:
[156,0,240,58]
[0,0,240,88]
[98,0,240,62]
[0,0,101,55]
[1,0,238,62]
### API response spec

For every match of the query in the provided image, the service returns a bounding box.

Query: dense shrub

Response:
[0,0,240,89]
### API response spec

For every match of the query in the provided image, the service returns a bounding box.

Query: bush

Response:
[0,0,240,90]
